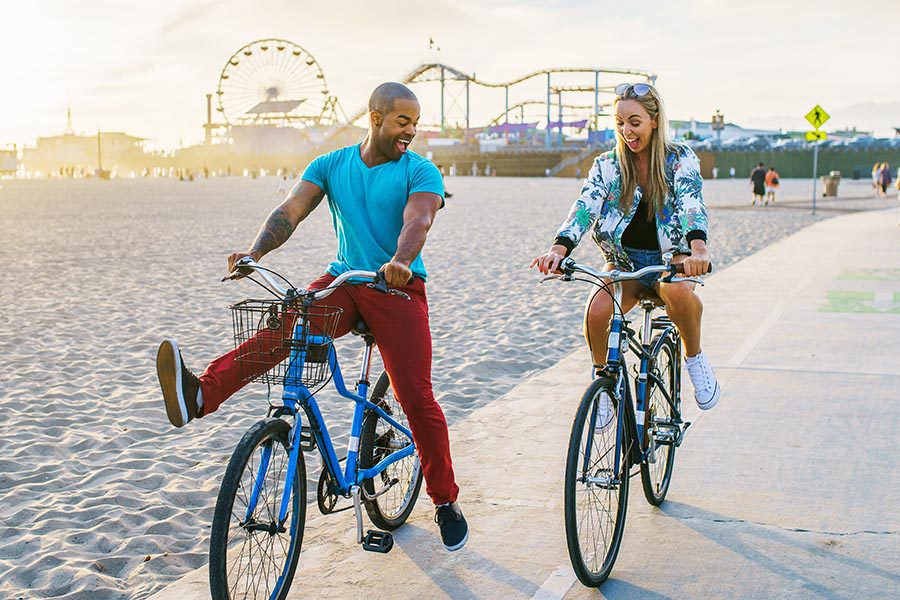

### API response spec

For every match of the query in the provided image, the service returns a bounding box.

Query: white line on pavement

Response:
[531,565,578,600]
[725,270,815,369]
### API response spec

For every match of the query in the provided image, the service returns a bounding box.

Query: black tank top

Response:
[621,194,659,250]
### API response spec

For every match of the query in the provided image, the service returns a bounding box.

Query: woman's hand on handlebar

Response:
[681,241,711,277]
[530,244,569,275]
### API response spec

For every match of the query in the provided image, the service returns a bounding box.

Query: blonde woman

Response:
[531,82,719,409]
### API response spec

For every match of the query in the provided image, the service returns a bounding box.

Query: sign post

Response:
[805,105,830,216]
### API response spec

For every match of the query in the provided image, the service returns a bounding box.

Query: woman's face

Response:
[615,99,657,155]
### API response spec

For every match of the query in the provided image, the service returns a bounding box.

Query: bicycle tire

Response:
[210,418,306,600]
[640,334,678,506]
[564,377,630,587]
[359,371,424,530]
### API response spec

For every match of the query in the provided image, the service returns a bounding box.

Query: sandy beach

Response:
[0,174,892,599]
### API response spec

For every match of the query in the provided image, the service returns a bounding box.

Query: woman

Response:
[765,166,780,206]
[531,82,719,410]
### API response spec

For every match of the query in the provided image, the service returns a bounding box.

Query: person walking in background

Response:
[877,162,892,198]
[712,165,719,179]
[896,165,900,226]
[276,174,290,196]
[872,162,881,196]
[750,162,767,206]
[764,166,780,206]
[729,166,735,179]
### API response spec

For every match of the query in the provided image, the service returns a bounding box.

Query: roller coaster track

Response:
[345,62,656,124]
[486,100,611,128]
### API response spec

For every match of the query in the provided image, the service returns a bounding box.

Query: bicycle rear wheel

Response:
[210,418,306,600]
[641,334,678,505]
[564,377,630,587]
[359,371,424,530]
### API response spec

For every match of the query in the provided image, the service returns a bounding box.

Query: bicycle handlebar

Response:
[224,257,411,301]
[552,255,712,286]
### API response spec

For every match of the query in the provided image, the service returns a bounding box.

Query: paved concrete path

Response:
[152,208,900,600]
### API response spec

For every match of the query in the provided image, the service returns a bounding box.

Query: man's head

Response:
[368,82,420,161]
[758,162,764,167]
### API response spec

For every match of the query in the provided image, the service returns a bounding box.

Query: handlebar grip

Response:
[671,262,713,275]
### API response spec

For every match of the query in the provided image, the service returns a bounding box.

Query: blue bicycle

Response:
[208,258,423,600]
[543,254,707,587]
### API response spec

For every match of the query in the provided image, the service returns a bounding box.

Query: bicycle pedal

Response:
[362,530,394,553]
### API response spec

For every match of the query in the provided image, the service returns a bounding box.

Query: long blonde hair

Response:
[615,85,676,220]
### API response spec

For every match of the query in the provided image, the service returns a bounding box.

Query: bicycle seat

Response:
[636,288,666,308]
[351,320,370,336]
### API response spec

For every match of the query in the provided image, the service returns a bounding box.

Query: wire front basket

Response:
[230,299,343,389]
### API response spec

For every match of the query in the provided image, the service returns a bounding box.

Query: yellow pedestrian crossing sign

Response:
[806,131,827,141]
[805,105,830,129]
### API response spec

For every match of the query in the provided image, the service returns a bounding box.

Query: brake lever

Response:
[669,276,705,285]
[221,266,254,282]
[367,271,411,300]
[221,256,257,282]
[367,271,390,293]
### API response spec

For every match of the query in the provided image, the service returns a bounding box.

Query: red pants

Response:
[199,273,459,505]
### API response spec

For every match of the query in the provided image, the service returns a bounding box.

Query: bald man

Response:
[155,82,467,551]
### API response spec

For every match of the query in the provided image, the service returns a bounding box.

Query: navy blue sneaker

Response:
[435,502,468,551]
[156,339,202,428]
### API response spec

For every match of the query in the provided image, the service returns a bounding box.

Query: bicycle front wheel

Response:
[640,334,678,505]
[564,377,630,587]
[359,371,424,530]
[209,418,306,600]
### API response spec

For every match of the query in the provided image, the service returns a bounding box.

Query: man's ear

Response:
[370,110,383,128]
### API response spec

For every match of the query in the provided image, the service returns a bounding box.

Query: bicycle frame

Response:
[243,320,416,527]
[588,282,682,479]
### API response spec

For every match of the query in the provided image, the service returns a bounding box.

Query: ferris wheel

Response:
[216,39,335,127]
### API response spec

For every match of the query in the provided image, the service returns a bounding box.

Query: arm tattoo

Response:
[250,208,295,257]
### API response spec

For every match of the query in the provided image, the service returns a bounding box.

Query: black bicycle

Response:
[543,253,707,586]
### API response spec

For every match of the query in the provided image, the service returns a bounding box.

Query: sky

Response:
[1,0,898,150]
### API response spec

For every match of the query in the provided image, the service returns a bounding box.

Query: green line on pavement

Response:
[820,291,900,313]
[837,268,900,281]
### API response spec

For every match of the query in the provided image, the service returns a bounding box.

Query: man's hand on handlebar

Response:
[227,251,261,273]
[379,260,413,289]
[530,244,569,275]
[223,251,261,281]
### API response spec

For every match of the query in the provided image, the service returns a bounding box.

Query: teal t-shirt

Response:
[301,144,444,281]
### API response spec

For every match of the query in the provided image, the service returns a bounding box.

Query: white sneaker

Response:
[685,352,720,410]
[594,391,615,433]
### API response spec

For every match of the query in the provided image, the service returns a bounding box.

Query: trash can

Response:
[822,171,841,197]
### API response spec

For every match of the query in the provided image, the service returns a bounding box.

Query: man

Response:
[155,82,468,551]
[749,162,766,206]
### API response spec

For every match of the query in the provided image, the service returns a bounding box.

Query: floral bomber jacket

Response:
[555,144,709,270]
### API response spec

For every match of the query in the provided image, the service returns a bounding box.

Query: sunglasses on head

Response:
[615,83,652,98]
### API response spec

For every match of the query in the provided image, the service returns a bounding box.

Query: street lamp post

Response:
[711,109,725,144]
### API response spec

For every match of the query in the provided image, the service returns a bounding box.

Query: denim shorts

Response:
[623,246,663,290]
